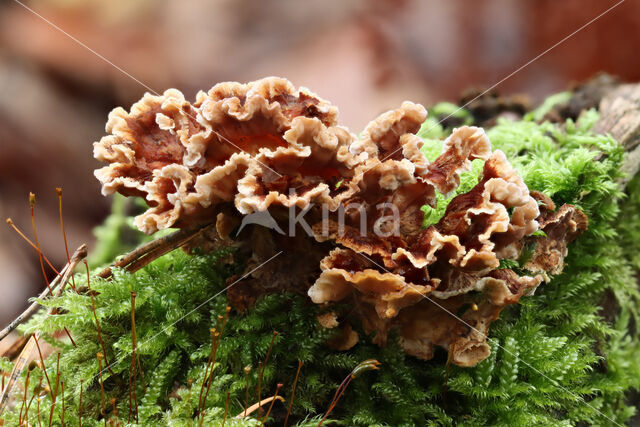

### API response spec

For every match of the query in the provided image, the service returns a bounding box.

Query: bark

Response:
[594,83,640,186]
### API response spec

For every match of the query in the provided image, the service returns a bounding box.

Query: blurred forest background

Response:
[1,0,639,326]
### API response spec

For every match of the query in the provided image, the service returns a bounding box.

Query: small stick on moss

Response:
[260,383,283,426]
[319,378,351,427]
[1,335,27,360]
[97,353,107,427]
[284,361,303,427]
[0,335,45,417]
[0,248,83,369]
[235,395,285,419]
[86,261,114,376]
[262,332,278,374]
[0,244,85,342]
[56,188,76,292]
[222,391,230,427]
[96,223,211,280]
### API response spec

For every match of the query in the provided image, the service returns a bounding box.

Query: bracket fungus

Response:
[94,76,587,367]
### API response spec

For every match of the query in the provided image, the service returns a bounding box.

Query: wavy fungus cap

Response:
[95,77,345,233]
[94,77,587,367]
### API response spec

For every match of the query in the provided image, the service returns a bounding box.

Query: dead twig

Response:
[1,262,72,343]
[0,244,86,342]
[0,222,210,417]
[1,335,29,360]
[0,245,87,416]
[96,223,211,280]
[235,395,285,419]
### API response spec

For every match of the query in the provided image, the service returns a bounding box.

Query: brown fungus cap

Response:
[95,77,588,367]
[95,77,347,233]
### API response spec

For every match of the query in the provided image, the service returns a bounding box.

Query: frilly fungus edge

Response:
[94,77,587,366]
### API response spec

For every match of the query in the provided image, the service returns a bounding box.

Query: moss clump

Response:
[2,101,639,426]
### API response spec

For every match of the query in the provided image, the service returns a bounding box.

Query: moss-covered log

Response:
[2,81,640,426]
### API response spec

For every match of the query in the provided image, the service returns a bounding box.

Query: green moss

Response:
[2,103,640,426]
[444,110,640,426]
[523,91,572,122]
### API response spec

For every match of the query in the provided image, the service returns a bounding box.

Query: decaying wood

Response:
[0,334,28,360]
[593,83,640,186]
[0,336,38,416]
[2,79,640,420]
[96,223,213,280]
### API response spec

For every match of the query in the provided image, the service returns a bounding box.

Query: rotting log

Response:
[1,81,640,357]
[594,83,640,185]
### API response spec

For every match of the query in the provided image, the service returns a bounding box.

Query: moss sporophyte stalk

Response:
[0,79,639,426]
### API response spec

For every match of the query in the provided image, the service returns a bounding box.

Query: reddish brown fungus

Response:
[95,77,587,367]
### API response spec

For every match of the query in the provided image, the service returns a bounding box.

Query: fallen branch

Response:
[96,223,212,280]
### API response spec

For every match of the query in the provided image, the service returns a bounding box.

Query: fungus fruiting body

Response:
[94,77,587,366]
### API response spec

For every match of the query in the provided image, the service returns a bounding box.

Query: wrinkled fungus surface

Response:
[95,77,587,366]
